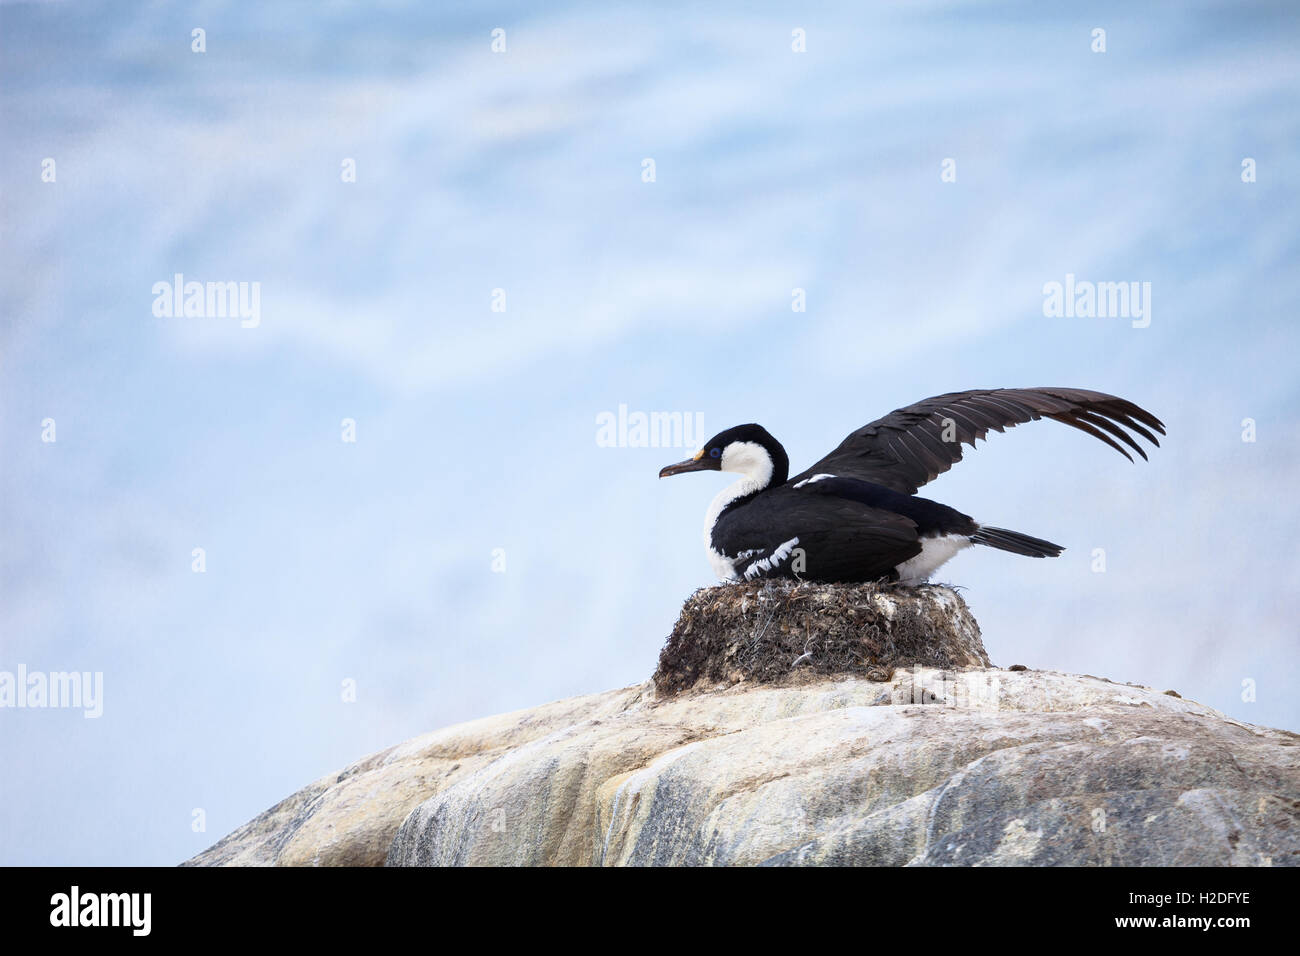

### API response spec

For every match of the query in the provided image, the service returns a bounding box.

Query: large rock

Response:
[188,585,1300,867]
[386,670,1299,866]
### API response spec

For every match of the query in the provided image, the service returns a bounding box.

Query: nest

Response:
[653,580,990,697]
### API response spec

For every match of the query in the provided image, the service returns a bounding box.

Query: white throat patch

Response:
[719,441,774,484]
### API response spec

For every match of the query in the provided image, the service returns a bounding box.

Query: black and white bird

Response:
[659,387,1164,585]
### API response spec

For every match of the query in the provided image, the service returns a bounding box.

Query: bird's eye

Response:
[710,447,721,458]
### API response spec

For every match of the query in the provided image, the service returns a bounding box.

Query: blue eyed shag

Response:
[658,387,1164,585]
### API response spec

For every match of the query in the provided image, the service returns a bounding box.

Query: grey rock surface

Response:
[387,669,1299,866]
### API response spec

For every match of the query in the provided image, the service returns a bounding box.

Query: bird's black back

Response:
[711,477,973,582]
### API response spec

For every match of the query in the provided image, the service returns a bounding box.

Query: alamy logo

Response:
[0,665,103,718]
[152,274,261,328]
[892,669,1002,709]
[50,886,151,936]
[596,405,705,448]
[1042,273,1151,328]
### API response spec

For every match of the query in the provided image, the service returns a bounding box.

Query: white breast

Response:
[700,440,776,582]
[703,478,764,581]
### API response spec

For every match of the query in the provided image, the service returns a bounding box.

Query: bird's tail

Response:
[970,526,1064,558]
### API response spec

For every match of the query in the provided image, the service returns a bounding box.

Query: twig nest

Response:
[654,580,990,697]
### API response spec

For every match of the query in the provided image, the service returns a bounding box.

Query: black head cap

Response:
[659,424,789,484]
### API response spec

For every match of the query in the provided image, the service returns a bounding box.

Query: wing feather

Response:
[788,387,1165,493]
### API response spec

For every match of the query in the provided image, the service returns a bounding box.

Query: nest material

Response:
[653,580,990,697]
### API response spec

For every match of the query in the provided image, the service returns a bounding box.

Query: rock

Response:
[653,581,989,696]
[387,670,1299,866]
[188,585,1300,867]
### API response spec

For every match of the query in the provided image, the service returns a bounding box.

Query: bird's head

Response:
[658,424,789,486]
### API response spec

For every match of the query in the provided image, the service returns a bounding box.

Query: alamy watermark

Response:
[152,274,260,328]
[892,668,1003,709]
[0,666,103,718]
[1042,273,1150,328]
[50,886,150,936]
[596,404,705,448]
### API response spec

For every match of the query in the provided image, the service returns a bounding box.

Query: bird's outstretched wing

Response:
[787,387,1165,495]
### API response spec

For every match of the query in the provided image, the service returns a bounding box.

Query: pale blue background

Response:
[2,0,1297,865]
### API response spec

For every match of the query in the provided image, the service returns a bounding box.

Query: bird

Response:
[658,387,1164,585]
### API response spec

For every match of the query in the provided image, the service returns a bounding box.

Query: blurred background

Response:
[1,0,1297,865]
